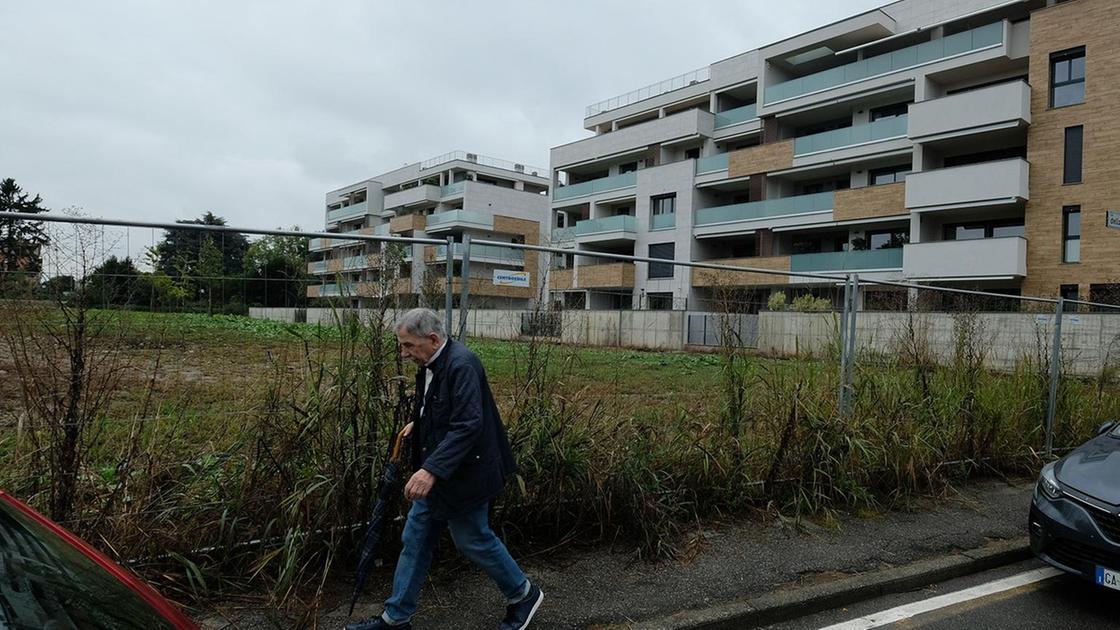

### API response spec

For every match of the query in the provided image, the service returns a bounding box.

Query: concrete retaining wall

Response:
[249,308,1120,376]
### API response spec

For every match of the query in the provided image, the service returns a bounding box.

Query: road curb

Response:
[625,536,1032,630]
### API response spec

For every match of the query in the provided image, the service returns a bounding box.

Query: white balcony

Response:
[383,184,441,210]
[552,108,714,169]
[908,81,1030,143]
[905,158,1029,213]
[903,236,1026,280]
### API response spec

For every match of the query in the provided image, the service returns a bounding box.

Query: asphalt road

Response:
[764,559,1120,630]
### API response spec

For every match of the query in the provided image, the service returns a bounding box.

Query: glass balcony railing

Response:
[435,243,524,262]
[695,153,729,175]
[790,248,904,272]
[694,192,833,226]
[714,103,758,129]
[552,226,576,242]
[794,115,909,155]
[343,255,368,270]
[426,209,494,230]
[316,283,343,297]
[553,171,637,201]
[575,214,637,236]
[440,181,465,197]
[327,201,368,222]
[308,260,328,274]
[373,223,390,236]
[766,22,1004,104]
[651,213,676,230]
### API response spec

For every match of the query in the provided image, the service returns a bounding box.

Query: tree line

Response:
[1,177,312,311]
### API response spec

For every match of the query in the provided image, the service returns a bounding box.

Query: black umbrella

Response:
[348,427,409,617]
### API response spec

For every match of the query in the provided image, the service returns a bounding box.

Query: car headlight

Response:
[1037,462,1063,501]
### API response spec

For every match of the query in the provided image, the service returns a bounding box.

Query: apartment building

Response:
[547,0,1119,311]
[308,151,550,308]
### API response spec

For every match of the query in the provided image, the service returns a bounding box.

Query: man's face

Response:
[397,329,442,365]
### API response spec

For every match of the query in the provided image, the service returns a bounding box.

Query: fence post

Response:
[457,233,472,341]
[444,235,454,335]
[839,273,860,419]
[839,274,852,417]
[1045,296,1065,458]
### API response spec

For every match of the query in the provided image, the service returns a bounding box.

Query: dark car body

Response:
[1030,422,1120,587]
[0,490,198,629]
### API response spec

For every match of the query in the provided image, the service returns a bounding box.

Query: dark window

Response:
[869,163,911,186]
[866,229,909,250]
[562,292,586,309]
[648,242,675,279]
[942,146,1027,168]
[792,233,848,255]
[798,176,850,195]
[1050,47,1085,108]
[943,220,1024,241]
[869,102,910,121]
[618,161,638,174]
[1064,126,1083,184]
[1060,284,1079,301]
[651,194,676,215]
[795,117,851,137]
[685,147,701,160]
[1063,206,1081,263]
[646,292,675,310]
[1090,284,1120,309]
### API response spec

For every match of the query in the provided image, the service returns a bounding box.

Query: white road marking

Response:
[818,567,1063,630]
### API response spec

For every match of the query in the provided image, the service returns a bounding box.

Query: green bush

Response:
[767,291,787,311]
[791,294,832,312]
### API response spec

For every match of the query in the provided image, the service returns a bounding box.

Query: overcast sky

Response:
[2,0,885,242]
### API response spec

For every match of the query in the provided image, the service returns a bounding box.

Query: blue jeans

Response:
[383,498,528,623]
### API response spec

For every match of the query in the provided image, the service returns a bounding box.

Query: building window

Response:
[618,161,638,174]
[1063,125,1083,184]
[684,147,701,160]
[646,292,674,311]
[1060,284,1079,302]
[869,102,910,121]
[943,220,1024,240]
[1050,47,1085,108]
[1090,284,1120,309]
[648,242,675,279]
[651,194,676,216]
[869,163,911,186]
[865,229,909,250]
[1063,206,1081,263]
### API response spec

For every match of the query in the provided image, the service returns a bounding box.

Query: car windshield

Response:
[0,498,179,630]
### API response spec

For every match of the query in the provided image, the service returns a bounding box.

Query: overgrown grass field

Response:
[1,307,1117,615]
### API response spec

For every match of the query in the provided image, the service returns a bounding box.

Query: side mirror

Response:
[1099,420,1118,436]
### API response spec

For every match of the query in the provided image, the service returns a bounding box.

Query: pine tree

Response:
[0,178,49,274]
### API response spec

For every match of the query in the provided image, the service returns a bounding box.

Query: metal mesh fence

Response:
[3,211,1120,606]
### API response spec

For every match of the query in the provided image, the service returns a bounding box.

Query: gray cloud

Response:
[1,0,886,238]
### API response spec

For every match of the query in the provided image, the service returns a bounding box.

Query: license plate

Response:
[1096,566,1120,591]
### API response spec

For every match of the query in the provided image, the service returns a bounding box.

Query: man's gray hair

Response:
[395,307,447,340]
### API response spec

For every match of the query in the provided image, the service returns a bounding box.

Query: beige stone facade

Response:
[1022,0,1120,299]
[727,140,793,180]
[833,183,907,223]
[691,256,791,287]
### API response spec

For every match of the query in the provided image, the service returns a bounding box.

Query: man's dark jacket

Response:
[410,339,516,519]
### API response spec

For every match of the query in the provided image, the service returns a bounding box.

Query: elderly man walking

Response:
[347,308,543,630]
